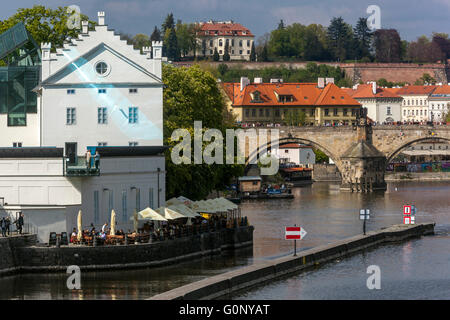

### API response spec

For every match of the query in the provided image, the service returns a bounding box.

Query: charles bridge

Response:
[243,124,450,192]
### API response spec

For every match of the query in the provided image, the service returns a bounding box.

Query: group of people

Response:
[84,150,100,170]
[0,213,24,237]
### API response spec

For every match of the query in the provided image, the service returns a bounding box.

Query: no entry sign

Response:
[285,226,307,240]
[403,205,412,215]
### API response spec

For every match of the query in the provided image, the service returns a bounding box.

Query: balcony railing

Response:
[64,156,100,177]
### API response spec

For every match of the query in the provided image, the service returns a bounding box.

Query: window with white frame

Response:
[67,89,75,95]
[387,106,391,115]
[122,190,127,222]
[98,142,107,146]
[66,108,76,125]
[129,107,138,123]
[129,88,138,94]
[98,107,107,124]
[129,142,138,146]
[98,89,107,94]
[12,142,22,147]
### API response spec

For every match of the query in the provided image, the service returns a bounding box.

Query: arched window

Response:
[219,39,223,47]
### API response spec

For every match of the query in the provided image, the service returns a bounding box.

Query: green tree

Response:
[260,45,269,61]
[161,13,175,34]
[0,5,94,53]
[213,47,219,61]
[414,73,436,85]
[223,41,230,61]
[163,64,243,199]
[176,21,199,58]
[150,25,161,42]
[250,42,256,61]
[353,17,373,60]
[327,17,354,61]
[132,33,150,52]
[314,149,329,163]
[284,109,306,126]
[217,63,228,76]
[164,27,179,61]
[374,29,402,62]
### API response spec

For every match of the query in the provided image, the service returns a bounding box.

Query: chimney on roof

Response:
[98,11,105,26]
[371,81,376,95]
[254,77,263,84]
[325,78,334,85]
[240,77,250,91]
[317,78,325,89]
[81,21,88,34]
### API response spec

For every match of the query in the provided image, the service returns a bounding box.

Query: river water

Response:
[0,181,448,300]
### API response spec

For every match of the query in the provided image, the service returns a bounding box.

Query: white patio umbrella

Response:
[133,210,138,233]
[77,210,82,241]
[155,206,186,220]
[134,207,168,221]
[110,210,116,235]
[168,204,201,218]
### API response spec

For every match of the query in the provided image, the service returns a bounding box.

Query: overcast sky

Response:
[1,0,449,42]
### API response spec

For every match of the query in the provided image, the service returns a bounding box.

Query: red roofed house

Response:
[396,85,437,122]
[344,82,404,124]
[195,20,254,61]
[428,85,450,122]
[222,77,361,126]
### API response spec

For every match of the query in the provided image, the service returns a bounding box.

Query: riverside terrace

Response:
[66,215,249,247]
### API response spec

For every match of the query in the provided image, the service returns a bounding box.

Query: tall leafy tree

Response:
[374,29,402,62]
[353,17,373,60]
[260,45,269,61]
[250,42,256,61]
[163,64,243,199]
[327,17,354,61]
[164,27,179,61]
[0,5,94,52]
[223,41,230,61]
[161,13,175,34]
[132,33,150,52]
[213,47,219,61]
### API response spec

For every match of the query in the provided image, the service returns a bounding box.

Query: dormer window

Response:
[250,90,262,102]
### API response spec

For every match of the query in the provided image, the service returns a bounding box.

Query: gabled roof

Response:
[41,42,163,85]
[222,82,360,107]
[199,21,254,37]
[430,85,450,96]
[348,84,402,99]
[395,85,437,96]
[315,83,361,106]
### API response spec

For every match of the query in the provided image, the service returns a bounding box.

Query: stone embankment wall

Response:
[177,61,449,85]
[385,172,450,181]
[0,235,37,276]
[150,223,434,300]
[312,164,342,181]
[0,226,253,276]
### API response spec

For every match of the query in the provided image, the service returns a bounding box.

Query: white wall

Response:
[0,158,81,206]
[40,86,163,153]
[0,113,40,147]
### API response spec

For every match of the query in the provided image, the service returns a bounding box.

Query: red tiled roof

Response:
[395,85,437,95]
[431,85,450,95]
[199,22,254,37]
[349,84,402,99]
[222,82,360,107]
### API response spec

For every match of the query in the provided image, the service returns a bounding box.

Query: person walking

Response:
[15,212,24,235]
[0,217,6,237]
[5,217,10,236]
[85,150,92,170]
[94,151,100,170]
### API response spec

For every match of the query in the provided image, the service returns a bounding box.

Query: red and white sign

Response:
[403,205,412,215]
[404,216,411,225]
[285,226,307,240]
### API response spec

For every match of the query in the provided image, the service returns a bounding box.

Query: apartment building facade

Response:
[195,20,255,61]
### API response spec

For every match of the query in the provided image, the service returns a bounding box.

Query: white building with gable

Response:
[0,12,167,243]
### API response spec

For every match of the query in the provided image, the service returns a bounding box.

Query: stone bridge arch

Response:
[386,136,450,163]
[244,135,344,174]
